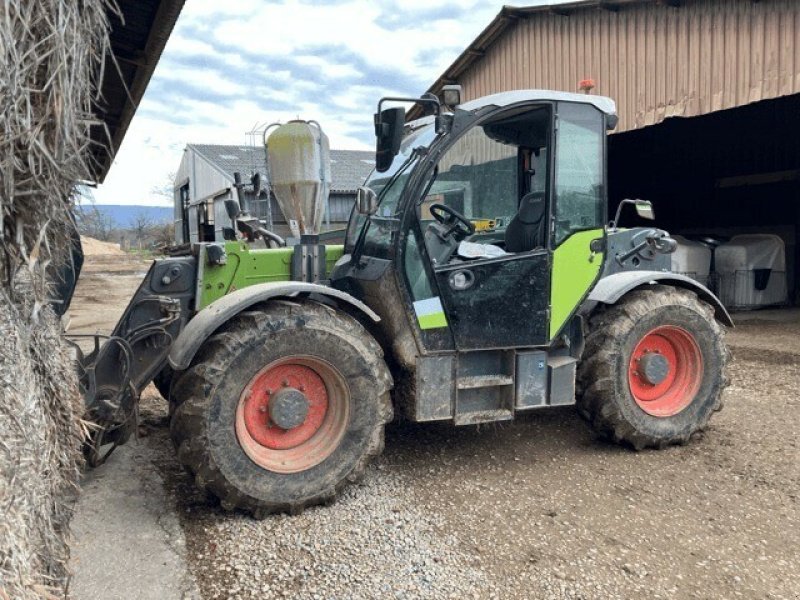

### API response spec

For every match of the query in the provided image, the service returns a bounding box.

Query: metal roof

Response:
[460,89,616,115]
[91,0,185,182]
[187,144,376,194]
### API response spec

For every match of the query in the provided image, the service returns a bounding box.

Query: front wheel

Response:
[577,286,728,449]
[169,299,393,516]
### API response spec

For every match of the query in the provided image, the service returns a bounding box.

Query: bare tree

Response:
[151,171,176,201]
[76,204,115,241]
[132,211,155,249]
[152,221,175,249]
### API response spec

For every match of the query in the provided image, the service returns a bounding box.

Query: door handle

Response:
[448,269,475,291]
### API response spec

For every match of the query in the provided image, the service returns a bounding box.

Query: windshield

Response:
[345,124,437,254]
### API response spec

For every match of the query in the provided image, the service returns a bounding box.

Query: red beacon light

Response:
[579,78,596,94]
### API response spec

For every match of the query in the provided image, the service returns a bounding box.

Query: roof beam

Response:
[600,1,622,12]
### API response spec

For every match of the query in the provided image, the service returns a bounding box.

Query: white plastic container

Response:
[266,120,331,237]
[671,235,712,287]
[714,234,787,309]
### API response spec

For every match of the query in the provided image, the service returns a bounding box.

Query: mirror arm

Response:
[609,198,635,231]
[378,96,440,116]
[609,198,653,230]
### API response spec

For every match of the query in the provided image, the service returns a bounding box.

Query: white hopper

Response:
[671,235,712,286]
[714,234,787,309]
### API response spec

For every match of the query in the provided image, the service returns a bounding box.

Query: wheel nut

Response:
[282,379,289,387]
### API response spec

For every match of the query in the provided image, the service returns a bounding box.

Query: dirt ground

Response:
[68,252,799,599]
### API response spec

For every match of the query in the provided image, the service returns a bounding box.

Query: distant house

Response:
[173,143,375,243]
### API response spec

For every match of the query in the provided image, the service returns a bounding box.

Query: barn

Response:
[173,144,374,244]
[416,0,800,309]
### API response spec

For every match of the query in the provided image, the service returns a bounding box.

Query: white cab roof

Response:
[459,89,617,116]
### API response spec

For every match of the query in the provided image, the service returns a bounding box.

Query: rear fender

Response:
[582,271,734,327]
[168,282,380,370]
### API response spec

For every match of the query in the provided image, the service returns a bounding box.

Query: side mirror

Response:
[374,106,405,173]
[610,198,655,230]
[224,198,241,221]
[356,186,378,216]
[635,199,655,220]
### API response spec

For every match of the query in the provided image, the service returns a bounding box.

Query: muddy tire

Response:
[577,286,728,449]
[169,299,393,516]
[153,365,173,401]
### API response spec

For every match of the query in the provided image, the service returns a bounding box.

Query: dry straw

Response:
[1,0,116,597]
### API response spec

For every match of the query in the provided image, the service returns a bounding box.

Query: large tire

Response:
[153,365,173,401]
[577,286,728,449]
[169,299,393,516]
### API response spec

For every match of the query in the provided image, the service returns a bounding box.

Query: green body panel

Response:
[549,229,605,339]
[198,241,345,309]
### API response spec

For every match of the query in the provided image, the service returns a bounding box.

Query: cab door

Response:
[415,106,553,351]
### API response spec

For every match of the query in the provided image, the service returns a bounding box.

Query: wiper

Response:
[351,148,422,266]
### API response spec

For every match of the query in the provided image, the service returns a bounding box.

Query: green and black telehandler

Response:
[67,87,730,516]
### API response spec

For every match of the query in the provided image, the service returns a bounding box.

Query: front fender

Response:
[168,282,380,370]
[583,271,734,327]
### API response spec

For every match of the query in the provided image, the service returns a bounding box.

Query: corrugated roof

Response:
[188,144,375,194]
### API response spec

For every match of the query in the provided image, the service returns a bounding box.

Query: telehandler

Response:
[69,87,730,516]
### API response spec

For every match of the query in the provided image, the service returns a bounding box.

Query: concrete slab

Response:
[69,438,199,600]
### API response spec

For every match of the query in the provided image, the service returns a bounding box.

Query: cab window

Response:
[553,103,605,245]
[345,124,436,257]
[419,106,551,264]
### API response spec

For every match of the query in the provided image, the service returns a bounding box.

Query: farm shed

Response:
[173,144,375,243]
[416,0,800,306]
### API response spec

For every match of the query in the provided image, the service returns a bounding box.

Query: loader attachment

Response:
[67,257,196,465]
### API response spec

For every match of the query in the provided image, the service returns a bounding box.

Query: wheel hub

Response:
[235,357,350,474]
[638,352,670,385]
[269,388,309,430]
[628,325,704,417]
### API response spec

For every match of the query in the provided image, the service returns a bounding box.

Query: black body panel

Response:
[434,250,550,349]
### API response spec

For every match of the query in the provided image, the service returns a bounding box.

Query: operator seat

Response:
[505,191,546,252]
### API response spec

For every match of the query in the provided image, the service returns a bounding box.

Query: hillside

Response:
[79,204,172,228]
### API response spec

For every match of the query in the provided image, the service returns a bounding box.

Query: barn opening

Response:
[609,93,800,307]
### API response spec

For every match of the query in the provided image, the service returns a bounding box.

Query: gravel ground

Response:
[71,257,800,599]
[146,315,798,600]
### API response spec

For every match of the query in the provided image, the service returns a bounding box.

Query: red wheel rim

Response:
[628,325,703,417]
[235,356,349,474]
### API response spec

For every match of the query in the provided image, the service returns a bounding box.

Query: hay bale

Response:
[0,295,82,600]
[0,0,115,597]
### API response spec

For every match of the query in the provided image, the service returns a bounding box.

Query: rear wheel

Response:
[170,299,393,516]
[577,286,728,449]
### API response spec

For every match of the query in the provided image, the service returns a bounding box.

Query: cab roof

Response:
[459,89,617,116]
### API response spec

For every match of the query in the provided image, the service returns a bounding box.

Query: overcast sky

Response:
[94,0,564,206]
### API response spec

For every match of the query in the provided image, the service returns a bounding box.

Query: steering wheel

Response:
[429,203,475,240]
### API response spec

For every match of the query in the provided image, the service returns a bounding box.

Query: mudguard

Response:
[582,271,734,327]
[168,282,381,370]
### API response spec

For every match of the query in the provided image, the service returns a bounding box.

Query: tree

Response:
[151,171,176,202]
[76,204,115,241]
[132,211,155,249]
[152,221,175,249]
